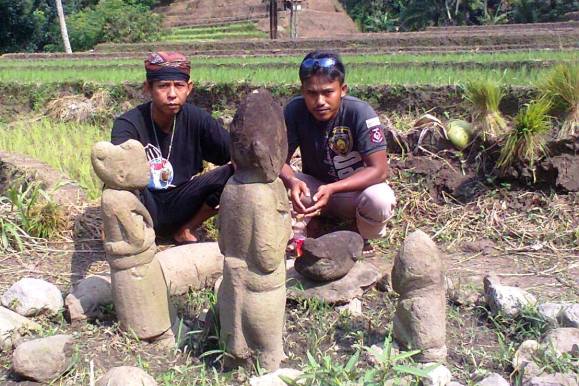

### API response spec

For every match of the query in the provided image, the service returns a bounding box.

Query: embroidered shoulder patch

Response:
[370,127,384,144]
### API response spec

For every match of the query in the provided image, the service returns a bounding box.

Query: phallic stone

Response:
[157,242,224,296]
[558,304,579,328]
[218,89,291,371]
[249,368,303,386]
[65,274,112,321]
[287,259,381,305]
[0,306,41,352]
[294,231,363,282]
[392,229,447,363]
[541,328,579,356]
[1,277,63,317]
[474,373,510,386]
[96,366,157,386]
[538,303,568,328]
[513,340,542,380]
[421,364,452,386]
[92,140,173,342]
[483,275,537,317]
[12,334,74,383]
[523,373,579,386]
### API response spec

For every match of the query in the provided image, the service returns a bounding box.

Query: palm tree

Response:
[55,0,72,53]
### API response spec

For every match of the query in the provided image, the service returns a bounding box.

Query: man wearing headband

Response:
[111,51,233,244]
[280,50,396,256]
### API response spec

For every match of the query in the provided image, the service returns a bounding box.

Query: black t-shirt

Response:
[111,102,230,191]
[284,95,387,183]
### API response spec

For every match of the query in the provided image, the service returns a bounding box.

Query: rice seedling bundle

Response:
[464,79,507,140]
[540,63,578,139]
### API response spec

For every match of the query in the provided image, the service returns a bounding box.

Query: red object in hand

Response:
[295,237,305,257]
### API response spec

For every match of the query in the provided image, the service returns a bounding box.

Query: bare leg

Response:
[174,203,218,243]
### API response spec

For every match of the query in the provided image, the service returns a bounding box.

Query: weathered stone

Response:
[249,368,303,386]
[483,275,537,317]
[475,373,509,386]
[65,274,112,321]
[336,298,362,317]
[538,303,567,328]
[558,304,579,328]
[1,277,63,317]
[96,366,157,386]
[92,140,173,342]
[0,307,41,352]
[392,230,447,363]
[294,231,362,282]
[218,89,291,371]
[523,373,578,386]
[422,364,452,386]
[376,272,393,293]
[12,335,74,383]
[287,259,381,305]
[157,242,224,296]
[541,328,579,356]
[366,341,400,366]
[513,340,542,380]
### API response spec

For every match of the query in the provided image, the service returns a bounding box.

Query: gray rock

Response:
[295,231,363,282]
[475,373,509,386]
[421,363,452,386]
[12,334,74,383]
[538,303,567,328]
[96,366,157,386]
[523,373,578,386]
[366,342,400,366]
[2,278,63,316]
[541,328,579,356]
[513,340,542,380]
[65,274,112,321]
[484,275,537,317]
[249,368,303,386]
[0,307,41,351]
[336,298,362,317]
[558,304,579,328]
[287,259,380,305]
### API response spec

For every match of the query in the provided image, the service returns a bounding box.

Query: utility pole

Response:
[289,0,299,39]
[269,0,278,39]
[55,0,72,53]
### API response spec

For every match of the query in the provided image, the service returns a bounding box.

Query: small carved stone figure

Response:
[218,89,292,371]
[392,229,447,362]
[91,140,173,341]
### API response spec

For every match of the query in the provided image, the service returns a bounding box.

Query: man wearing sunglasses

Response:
[280,51,396,255]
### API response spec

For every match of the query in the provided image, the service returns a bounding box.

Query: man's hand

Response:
[304,184,334,217]
[289,177,311,214]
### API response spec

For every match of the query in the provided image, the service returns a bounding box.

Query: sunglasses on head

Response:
[299,57,338,77]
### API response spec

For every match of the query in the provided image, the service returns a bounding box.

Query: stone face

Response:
[218,89,291,371]
[229,89,287,184]
[249,368,303,386]
[156,242,224,296]
[541,328,579,356]
[294,231,363,282]
[421,364,452,386]
[65,274,112,321]
[558,304,579,328]
[523,373,579,386]
[1,277,63,317]
[475,373,510,386]
[483,275,537,317]
[96,366,157,386]
[0,306,41,351]
[287,259,381,305]
[12,334,74,383]
[392,229,447,363]
[92,140,173,342]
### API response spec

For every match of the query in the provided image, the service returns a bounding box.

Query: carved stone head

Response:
[91,140,150,190]
[229,89,288,183]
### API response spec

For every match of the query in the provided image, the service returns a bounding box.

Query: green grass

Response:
[168,22,260,35]
[0,119,108,200]
[160,21,267,42]
[0,50,576,68]
[0,65,549,86]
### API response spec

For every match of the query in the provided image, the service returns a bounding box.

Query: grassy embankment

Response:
[161,22,267,41]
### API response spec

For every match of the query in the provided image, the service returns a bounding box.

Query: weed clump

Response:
[464,79,507,140]
[540,63,578,139]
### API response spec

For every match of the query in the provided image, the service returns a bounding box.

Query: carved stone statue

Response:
[91,139,173,342]
[218,89,291,371]
[392,229,447,362]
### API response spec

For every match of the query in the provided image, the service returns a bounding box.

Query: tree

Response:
[55,0,72,53]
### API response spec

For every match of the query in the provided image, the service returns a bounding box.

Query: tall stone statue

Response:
[91,140,173,342]
[392,229,447,362]
[218,89,292,371]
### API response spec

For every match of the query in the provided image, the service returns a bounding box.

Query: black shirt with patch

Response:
[111,102,230,189]
[285,95,387,183]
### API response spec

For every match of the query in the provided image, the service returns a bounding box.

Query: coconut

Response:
[447,120,472,150]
